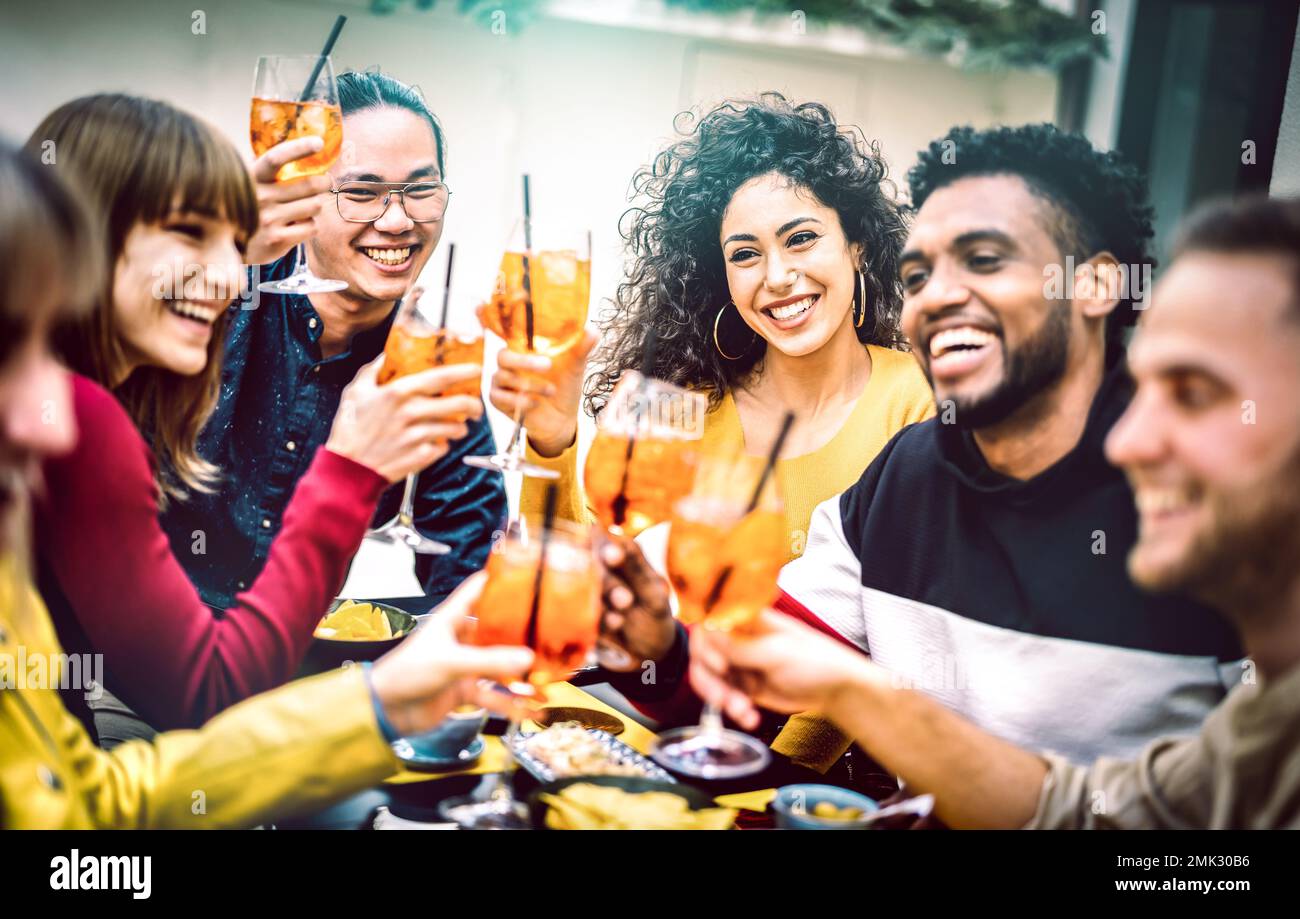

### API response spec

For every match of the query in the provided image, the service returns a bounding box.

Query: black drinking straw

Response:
[438,242,456,330]
[702,411,795,612]
[524,483,558,651]
[745,411,794,513]
[609,323,660,527]
[520,175,535,351]
[300,15,347,102]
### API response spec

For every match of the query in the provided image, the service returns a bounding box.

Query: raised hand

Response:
[688,609,871,730]
[327,354,484,483]
[482,309,597,458]
[369,572,537,735]
[593,530,677,672]
[245,136,332,266]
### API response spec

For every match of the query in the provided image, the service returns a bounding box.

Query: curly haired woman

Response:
[489,94,934,771]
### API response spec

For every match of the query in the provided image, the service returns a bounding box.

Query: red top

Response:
[34,373,388,730]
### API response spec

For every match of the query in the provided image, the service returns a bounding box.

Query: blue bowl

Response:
[401,707,488,762]
[771,784,878,830]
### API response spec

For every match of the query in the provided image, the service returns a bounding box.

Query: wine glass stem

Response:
[700,701,725,738]
[505,398,526,459]
[493,715,523,802]
[396,472,419,526]
[290,242,306,276]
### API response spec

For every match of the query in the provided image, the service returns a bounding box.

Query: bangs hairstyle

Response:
[25,94,258,505]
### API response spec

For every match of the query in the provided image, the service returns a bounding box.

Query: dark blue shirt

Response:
[161,257,507,615]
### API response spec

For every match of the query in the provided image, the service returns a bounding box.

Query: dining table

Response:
[279,680,832,830]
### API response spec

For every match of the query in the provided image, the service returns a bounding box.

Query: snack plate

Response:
[508,728,677,785]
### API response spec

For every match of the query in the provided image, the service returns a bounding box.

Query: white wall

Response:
[1081,0,1135,151]
[0,0,1057,292]
[1272,7,1300,197]
[0,0,1056,510]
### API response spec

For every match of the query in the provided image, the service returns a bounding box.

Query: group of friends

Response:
[0,67,1296,830]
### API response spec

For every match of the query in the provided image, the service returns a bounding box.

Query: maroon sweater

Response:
[34,373,388,732]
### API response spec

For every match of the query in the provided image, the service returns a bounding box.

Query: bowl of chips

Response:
[528,776,736,830]
[300,599,417,675]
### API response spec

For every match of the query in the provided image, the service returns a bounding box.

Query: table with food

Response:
[283,598,905,831]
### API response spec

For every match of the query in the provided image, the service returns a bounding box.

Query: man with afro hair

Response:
[768,123,1243,767]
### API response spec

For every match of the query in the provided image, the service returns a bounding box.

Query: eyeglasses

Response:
[330,181,452,224]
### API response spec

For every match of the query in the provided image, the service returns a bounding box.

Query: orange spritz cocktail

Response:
[473,519,600,686]
[583,371,707,537]
[249,54,348,296]
[481,250,590,357]
[651,445,787,781]
[368,266,482,556]
[668,500,785,630]
[250,97,343,180]
[379,325,484,406]
[667,450,785,630]
[585,431,700,537]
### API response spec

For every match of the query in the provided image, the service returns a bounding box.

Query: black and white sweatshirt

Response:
[617,359,1244,765]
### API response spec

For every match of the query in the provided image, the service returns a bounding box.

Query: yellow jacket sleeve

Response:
[2,563,397,829]
[520,438,593,525]
[66,667,398,829]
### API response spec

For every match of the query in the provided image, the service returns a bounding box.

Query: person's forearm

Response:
[827,665,1047,829]
[85,667,395,829]
[604,621,703,723]
[38,389,387,729]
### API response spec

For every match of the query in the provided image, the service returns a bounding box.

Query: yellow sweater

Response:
[523,344,934,559]
[0,558,397,829]
[521,344,935,770]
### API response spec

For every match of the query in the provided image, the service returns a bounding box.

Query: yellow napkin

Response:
[713,788,777,812]
[524,681,660,754]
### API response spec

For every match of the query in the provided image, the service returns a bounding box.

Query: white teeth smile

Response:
[929,326,997,358]
[166,300,219,324]
[363,246,413,266]
[1135,489,1195,516]
[767,296,816,321]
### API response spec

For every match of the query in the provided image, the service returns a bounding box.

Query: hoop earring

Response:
[713,302,755,361]
[854,269,868,329]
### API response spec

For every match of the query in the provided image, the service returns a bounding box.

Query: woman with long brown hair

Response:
[27,94,482,744]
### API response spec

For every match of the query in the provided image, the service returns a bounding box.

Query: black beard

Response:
[945,300,1072,430]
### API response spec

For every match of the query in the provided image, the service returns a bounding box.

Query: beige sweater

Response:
[1029,659,1300,829]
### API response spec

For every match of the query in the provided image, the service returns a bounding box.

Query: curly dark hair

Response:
[908,123,1156,360]
[585,92,909,415]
